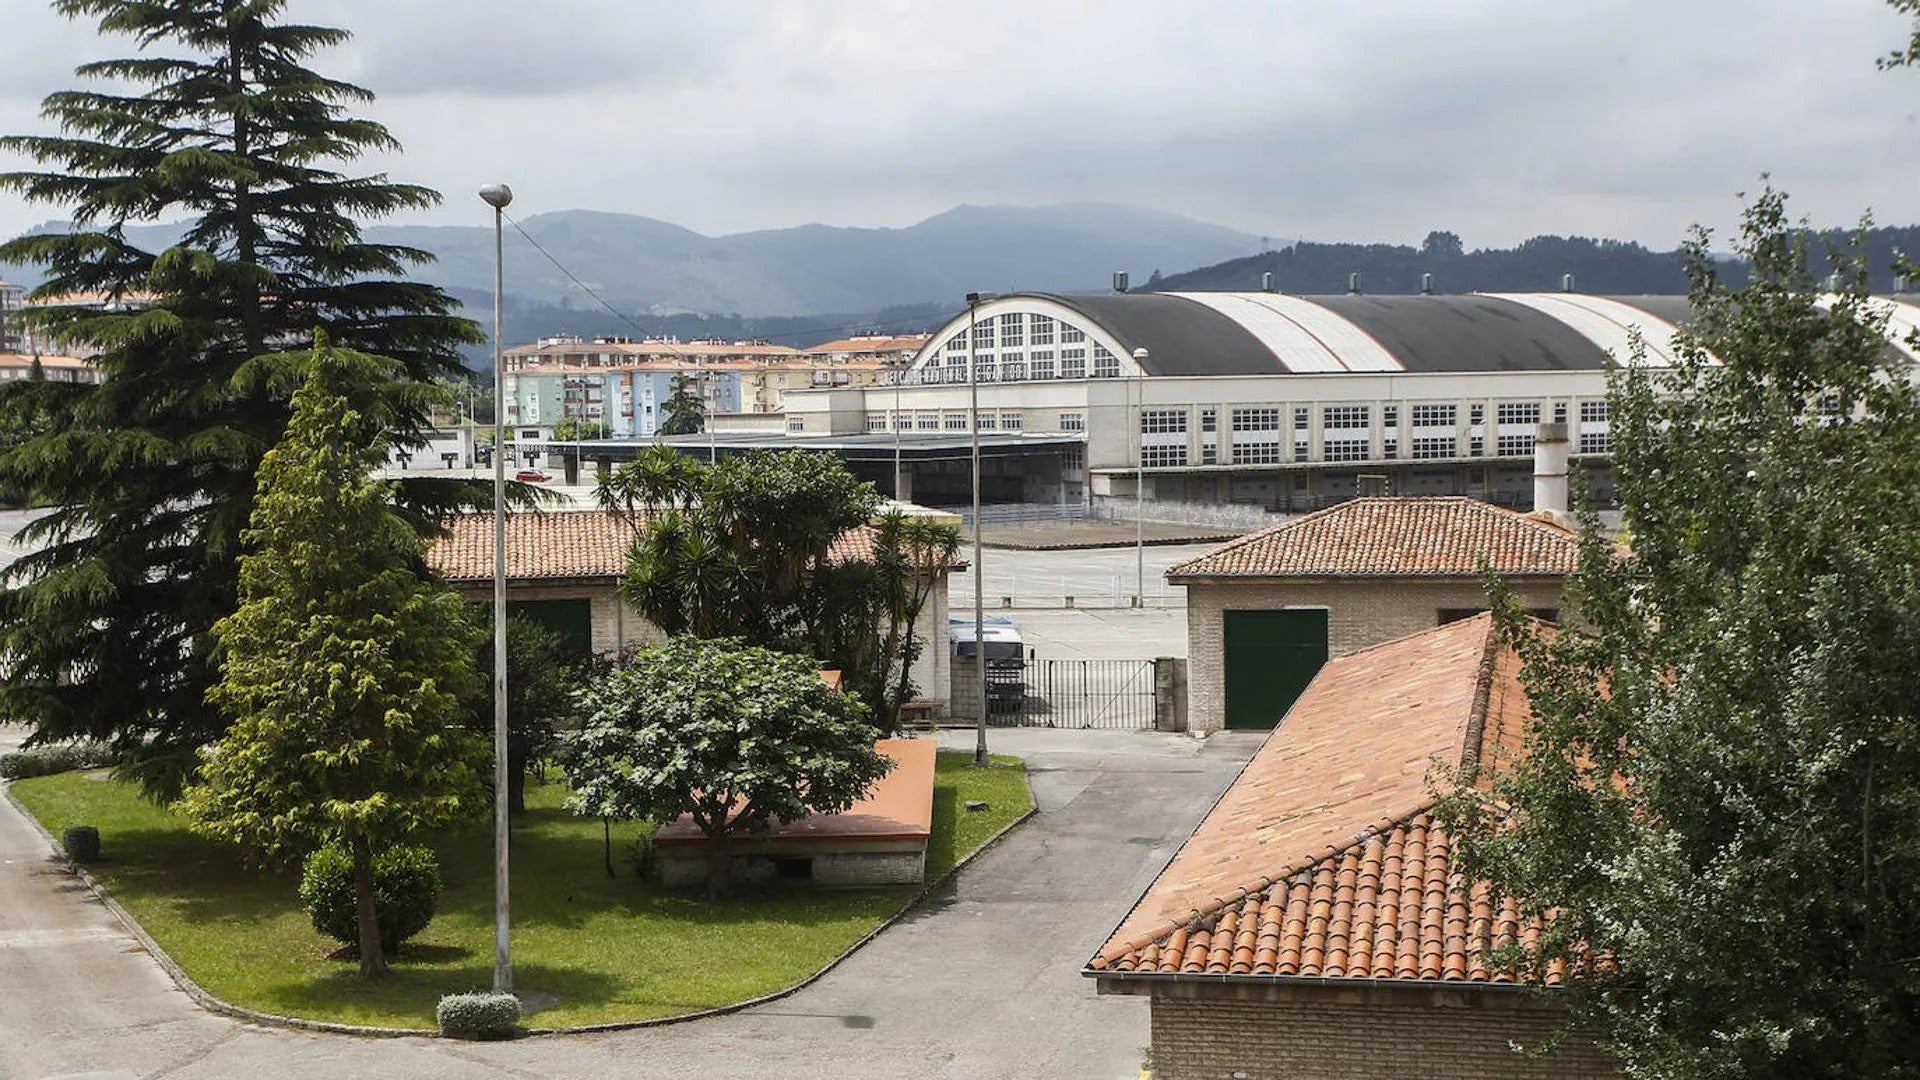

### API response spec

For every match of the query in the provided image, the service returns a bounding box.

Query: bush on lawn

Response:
[298,842,441,956]
[63,825,101,862]
[0,741,115,780]
[437,991,521,1039]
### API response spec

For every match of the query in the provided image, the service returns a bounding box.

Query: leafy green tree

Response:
[0,0,486,792]
[471,613,581,814]
[1438,189,1920,1077]
[1883,0,1920,67]
[180,336,487,978]
[598,447,956,726]
[601,448,879,646]
[657,373,704,435]
[561,637,892,898]
[553,416,610,441]
[812,510,963,728]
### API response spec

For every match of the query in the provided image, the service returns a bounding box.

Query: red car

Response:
[513,468,550,483]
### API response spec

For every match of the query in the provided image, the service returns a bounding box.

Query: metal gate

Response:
[993,658,1158,729]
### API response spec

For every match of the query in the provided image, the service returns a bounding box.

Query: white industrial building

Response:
[778,288,1920,514]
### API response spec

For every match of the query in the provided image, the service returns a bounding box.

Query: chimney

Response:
[1347,271,1362,294]
[1561,273,1576,293]
[1261,271,1275,293]
[1420,272,1435,295]
[1112,270,1129,294]
[1533,421,1570,518]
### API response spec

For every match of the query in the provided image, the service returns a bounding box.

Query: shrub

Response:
[0,741,115,780]
[63,825,100,862]
[298,842,441,956]
[436,991,520,1039]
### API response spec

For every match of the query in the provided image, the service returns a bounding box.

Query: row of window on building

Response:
[1131,399,1611,467]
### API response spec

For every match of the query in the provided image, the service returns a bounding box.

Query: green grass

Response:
[10,750,1030,1029]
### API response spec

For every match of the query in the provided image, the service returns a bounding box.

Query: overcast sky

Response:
[2,0,1918,251]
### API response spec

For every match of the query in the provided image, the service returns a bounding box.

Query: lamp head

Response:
[478,183,514,209]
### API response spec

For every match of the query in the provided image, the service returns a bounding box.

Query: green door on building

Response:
[1222,608,1329,730]
[506,598,594,657]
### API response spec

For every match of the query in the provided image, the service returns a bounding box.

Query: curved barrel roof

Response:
[921,290,1920,378]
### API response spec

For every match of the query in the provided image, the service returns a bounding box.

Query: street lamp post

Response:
[477,181,514,997]
[1131,347,1149,606]
[967,292,992,766]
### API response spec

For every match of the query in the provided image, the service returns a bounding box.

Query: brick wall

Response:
[1149,993,1617,1080]
[1183,577,1566,733]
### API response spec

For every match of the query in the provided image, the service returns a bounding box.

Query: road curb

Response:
[3,758,1041,1040]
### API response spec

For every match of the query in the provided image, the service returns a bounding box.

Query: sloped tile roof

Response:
[1088,613,1558,987]
[429,512,637,582]
[427,511,956,583]
[1165,496,1581,580]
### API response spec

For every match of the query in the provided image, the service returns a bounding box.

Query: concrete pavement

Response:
[2,725,1262,1080]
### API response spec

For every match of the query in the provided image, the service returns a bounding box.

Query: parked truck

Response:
[950,618,1028,713]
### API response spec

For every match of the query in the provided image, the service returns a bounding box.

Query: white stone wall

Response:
[1182,577,1568,734]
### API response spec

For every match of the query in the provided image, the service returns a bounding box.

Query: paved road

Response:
[2,725,1262,1080]
[952,542,1216,611]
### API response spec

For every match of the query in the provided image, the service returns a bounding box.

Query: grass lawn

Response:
[10,749,1030,1029]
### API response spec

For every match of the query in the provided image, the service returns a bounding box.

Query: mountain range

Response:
[5,202,1269,319]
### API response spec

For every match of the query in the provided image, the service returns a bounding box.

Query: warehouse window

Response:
[1412,404,1456,427]
[999,313,1023,347]
[1322,405,1369,429]
[1059,412,1085,431]
[1092,345,1120,378]
[1497,433,1534,456]
[1580,400,1609,423]
[1060,324,1086,344]
[1234,442,1282,464]
[1142,444,1188,467]
[1029,351,1055,380]
[1233,407,1281,430]
[1412,436,1455,459]
[1030,315,1055,345]
[1323,438,1370,462]
[1001,413,1023,430]
[1580,432,1613,454]
[1496,402,1541,426]
[916,414,939,431]
[1060,348,1086,378]
[943,413,967,431]
[1141,409,1188,434]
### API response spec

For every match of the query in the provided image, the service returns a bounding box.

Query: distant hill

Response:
[2,202,1266,319]
[1145,227,1920,296]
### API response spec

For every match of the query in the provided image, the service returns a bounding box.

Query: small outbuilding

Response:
[427,509,959,710]
[1168,495,1580,731]
[652,737,937,889]
[1085,614,1618,1080]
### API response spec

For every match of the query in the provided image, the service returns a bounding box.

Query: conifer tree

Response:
[0,1,485,789]
[181,334,487,978]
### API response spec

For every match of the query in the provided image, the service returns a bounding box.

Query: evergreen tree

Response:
[180,334,487,978]
[657,374,705,435]
[1439,189,1920,1076]
[0,1,486,790]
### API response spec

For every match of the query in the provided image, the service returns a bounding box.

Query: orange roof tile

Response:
[1088,613,1559,987]
[427,511,960,583]
[1166,496,1581,580]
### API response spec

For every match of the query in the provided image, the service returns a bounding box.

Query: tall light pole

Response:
[892,367,903,501]
[1132,347,1149,606]
[478,181,514,997]
[967,292,991,766]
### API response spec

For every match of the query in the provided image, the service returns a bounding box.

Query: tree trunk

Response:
[507,731,531,815]
[705,832,730,901]
[348,826,389,978]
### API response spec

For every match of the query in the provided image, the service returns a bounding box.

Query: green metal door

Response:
[507,598,594,657]
[1223,608,1329,730]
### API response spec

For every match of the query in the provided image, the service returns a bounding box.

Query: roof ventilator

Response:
[1347,271,1361,294]
[1420,272,1435,295]
[1112,270,1129,294]
[1561,272,1576,293]
[1261,271,1275,293]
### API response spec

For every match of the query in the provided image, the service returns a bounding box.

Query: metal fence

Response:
[991,657,1158,729]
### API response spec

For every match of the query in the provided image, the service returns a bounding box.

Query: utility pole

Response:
[967,292,992,766]
[477,182,514,997]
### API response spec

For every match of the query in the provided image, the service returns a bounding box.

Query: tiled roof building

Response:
[1088,615,1617,1079]
[1166,496,1582,580]
[1173,496,1579,733]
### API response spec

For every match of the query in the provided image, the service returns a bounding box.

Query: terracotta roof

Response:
[429,512,636,582]
[427,511,960,583]
[1088,613,1559,987]
[1165,496,1581,580]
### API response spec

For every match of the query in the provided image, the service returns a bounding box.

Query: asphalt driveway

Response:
[2,725,1261,1080]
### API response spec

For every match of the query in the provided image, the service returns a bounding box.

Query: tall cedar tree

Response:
[562,637,891,899]
[180,336,487,978]
[1437,189,1920,1077]
[0,1,486,792]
